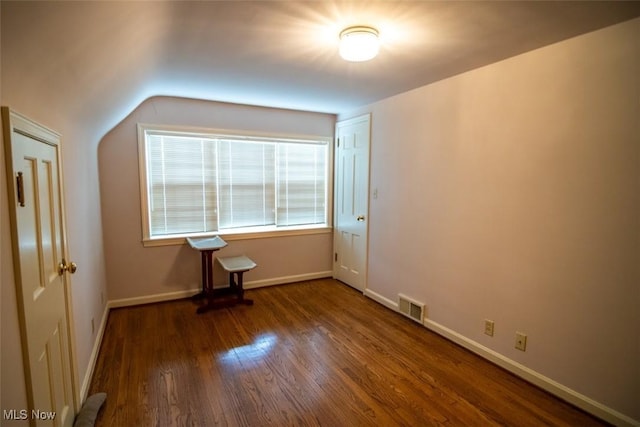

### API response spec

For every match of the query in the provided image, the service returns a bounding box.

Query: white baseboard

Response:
[109,288,200,309]
[78,303,109,402]
[108,271,333,309]
[244,271,332,289]
[363,288,638,427]
[364,288,398,311]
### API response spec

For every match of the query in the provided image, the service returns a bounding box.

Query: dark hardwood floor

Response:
[89,279,606,426]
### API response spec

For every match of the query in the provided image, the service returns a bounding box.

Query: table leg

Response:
[192,250,213,300]
[233,271,253,306]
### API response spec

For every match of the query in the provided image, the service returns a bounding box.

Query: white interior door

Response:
[333,114,370,291]
[3,107,77,427]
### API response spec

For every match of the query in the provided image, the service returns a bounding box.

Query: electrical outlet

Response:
[484,319,494,337]
[515,332,527,351]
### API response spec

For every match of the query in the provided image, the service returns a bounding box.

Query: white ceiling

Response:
[2,1,640,139]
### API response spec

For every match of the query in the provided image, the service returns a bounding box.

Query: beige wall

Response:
[99,97,335,302]
[341,18,639,422]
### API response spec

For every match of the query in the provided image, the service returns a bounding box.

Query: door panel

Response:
[3,108,76,427]
[334,114,370,291]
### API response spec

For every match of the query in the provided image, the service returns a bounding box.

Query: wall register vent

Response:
[398,294,425,323]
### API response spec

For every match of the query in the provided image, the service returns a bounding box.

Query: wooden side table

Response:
[186,236,227,313]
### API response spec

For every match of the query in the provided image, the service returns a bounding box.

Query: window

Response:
[138,124,331,244]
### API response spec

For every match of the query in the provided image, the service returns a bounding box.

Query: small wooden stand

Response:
[215,255,257,308]
[186,236,227,313]
[187,237,256,313]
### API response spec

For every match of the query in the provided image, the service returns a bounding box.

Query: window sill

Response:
[142,225,333,247]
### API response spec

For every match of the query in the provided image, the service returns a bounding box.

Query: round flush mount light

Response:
[339,26,380,62]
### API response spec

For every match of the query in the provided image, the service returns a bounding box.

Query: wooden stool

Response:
[211,255,257,309]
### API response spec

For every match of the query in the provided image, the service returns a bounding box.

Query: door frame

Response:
[2,106,80,414]
[332,113,371,292]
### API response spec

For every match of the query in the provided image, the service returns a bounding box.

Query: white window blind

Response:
[147,134,217,236]
[277,143,327,226]
[142,128,329,239]
[218,140,276,229]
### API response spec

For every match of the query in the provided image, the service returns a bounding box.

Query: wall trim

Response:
[364,287,398,311]
[108,271,333,309]
[78,303,109,402]
[363,288,638,427]
[244,271,332,289]
[109,288,199,309]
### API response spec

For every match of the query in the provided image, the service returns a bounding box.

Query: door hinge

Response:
[334,252,338,262]
[336,138,340,148]
[16,172,25,207]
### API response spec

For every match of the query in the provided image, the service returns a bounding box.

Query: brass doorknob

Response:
[58,259,78,275]
[68,261,78,274]
[356,215,365,222]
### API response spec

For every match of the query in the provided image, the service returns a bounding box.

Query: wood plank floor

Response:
[89,279,607,426]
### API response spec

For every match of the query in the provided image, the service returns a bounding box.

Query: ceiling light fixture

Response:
[339,26,380,62]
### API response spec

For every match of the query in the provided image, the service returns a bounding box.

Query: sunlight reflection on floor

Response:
[218,333,278,366]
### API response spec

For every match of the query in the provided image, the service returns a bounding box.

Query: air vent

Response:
[398,294,425,323]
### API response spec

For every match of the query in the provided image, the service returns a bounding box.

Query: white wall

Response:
[99,97,335,302]
[341,18,639,423]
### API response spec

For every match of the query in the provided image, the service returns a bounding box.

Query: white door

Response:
[3,108,77,427]
[333,114,370,291]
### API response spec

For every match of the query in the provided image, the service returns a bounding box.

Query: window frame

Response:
[137,123,333,247]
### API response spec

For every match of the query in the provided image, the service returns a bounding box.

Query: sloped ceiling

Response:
[2,1,640,143]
